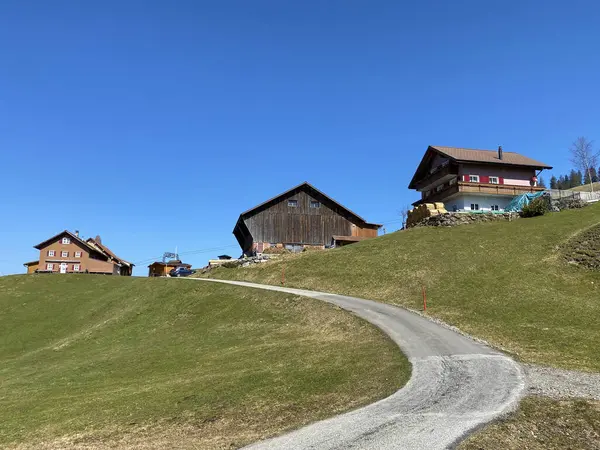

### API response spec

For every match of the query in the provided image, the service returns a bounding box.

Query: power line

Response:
[132,244,239,265]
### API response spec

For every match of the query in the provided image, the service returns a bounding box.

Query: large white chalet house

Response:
[408,146,553,212]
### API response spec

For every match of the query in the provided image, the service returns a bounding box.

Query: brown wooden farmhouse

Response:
[24,230,133,275]
[233,182,381,255]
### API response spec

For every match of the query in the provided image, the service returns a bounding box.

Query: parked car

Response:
[169,266,195,277]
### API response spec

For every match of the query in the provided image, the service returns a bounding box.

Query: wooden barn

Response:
[233,182,381,255]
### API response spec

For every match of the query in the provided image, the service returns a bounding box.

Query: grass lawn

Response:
[0,275,409,449]
[570,181,600,192]
[205,202,600,372]
[460,397,600,449]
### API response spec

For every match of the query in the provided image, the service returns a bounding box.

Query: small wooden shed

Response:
[148,260,192,277]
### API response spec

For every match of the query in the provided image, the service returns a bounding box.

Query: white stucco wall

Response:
[445,194,515,212]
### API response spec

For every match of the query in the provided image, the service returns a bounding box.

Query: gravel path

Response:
[189,278,525,450]
[525,364,600,400]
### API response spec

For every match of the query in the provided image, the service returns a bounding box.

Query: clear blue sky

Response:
[2,1,599,276]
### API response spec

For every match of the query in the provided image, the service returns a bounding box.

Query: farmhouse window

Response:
[471,203,479,210]
[48,250,55,257]
[288,199,298,207]
[491,205,499,211]
[75,251,82,258]
[73,264,80,272]
[61,251,69,257]
[310,201,321,208]
[489,176,499,184]
[62,237,71,244]
[469,175,480,183]
[46,263,54,271]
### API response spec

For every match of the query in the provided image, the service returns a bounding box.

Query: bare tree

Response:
[398,205,411,229]
[570,137,599,192]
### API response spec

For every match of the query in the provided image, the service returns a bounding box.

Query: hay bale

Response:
[434,202,445,209]
[437,208,448,214]
[424,203,435,210]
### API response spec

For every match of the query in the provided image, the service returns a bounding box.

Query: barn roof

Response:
[239,182,381,227]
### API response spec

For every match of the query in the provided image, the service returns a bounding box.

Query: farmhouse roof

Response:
[86,237,132,267]
[34,230,133,267]
[239,182,381,227]
[430,146,552,168]
[34,230,93,251]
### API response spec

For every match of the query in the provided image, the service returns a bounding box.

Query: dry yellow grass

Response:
[0,275,409,449]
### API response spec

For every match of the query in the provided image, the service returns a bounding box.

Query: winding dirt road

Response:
[190,278,525,449]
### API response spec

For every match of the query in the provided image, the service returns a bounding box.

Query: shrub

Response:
[521,197,549,217]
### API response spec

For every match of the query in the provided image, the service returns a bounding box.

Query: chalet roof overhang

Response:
[34,230,96,252]
[237,182,382,228]
[408,146,553,189]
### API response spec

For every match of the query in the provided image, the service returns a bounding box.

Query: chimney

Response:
[75,230,79,237]
[498,145,503,160]
[95,235,102,244]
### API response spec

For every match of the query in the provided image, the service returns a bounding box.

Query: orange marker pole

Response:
[422,286,427,311]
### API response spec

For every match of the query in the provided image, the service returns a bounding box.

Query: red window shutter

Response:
[480,175,489,183]
[499,177,504,184]
[463,174,469,182]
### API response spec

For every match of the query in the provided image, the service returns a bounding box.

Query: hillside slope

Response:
[0,275,408,449]
[570,181,600,192]
[207,203,600,372]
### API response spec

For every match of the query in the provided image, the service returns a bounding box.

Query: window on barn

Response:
[310,201,321,208]
[469,175,480,183]
[471,203,479,210]
[288,199,298,207]
[491,205,499,211]
[489,176,499,184]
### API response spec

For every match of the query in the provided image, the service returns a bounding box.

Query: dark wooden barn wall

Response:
[244,190,354,245]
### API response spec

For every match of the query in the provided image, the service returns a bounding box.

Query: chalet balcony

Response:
[412,162,458,191]
[414,181,545,205]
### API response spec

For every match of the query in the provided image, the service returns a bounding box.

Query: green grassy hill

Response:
[207,203,600,372]
[570,181,600,192]
[0,275,408,449]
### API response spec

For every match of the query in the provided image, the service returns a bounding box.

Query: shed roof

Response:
[239,182,381,227]
[148,260,191,268]
[23,260,39,266]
